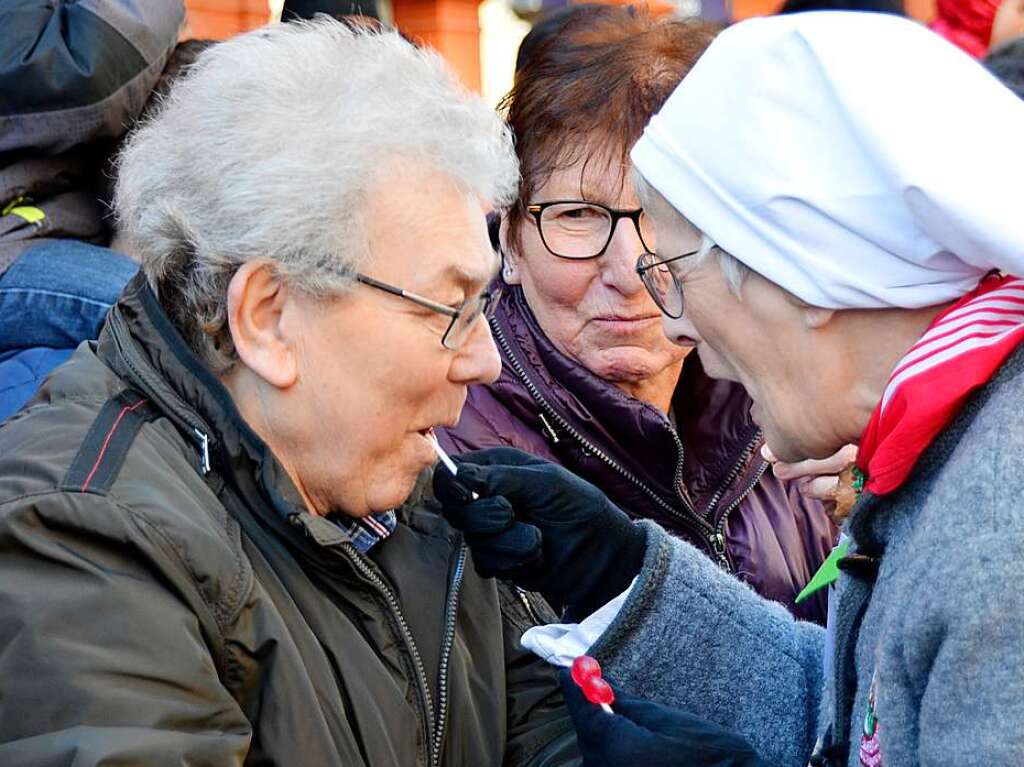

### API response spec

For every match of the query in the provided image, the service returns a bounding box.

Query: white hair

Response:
[694,234,750,296]
[115,20,518,373]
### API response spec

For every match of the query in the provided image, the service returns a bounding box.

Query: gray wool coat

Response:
[590,345,1024,767]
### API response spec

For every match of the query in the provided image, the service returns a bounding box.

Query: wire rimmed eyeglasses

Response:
[355,273,500,350]
[635,248,700,319]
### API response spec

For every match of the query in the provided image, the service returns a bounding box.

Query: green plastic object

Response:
[795,538,850,604]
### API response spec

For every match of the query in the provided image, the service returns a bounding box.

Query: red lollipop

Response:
[571,655,602,687]
[582,676,615,707]
[571,655,615,713]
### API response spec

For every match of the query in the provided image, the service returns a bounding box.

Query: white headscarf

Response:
[631,11,1024,310]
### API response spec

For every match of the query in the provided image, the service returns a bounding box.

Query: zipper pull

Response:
[538,412,560,444]
[709,532,729,570]
[192,428,211,475]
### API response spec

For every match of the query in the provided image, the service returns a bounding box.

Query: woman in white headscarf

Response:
[434,10,1024,767]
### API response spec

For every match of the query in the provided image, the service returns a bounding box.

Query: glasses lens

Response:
[442,289,498,350]
[638,211,657,253]
[538,203,613,259]
[637,252,684,319]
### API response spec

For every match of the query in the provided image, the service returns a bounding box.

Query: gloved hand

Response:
[432,447,646,618]
[559,670,766,767]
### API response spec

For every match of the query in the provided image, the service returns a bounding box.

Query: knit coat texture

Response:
[590,343,1024,766]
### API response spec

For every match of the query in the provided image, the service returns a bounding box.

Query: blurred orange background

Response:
[182,0,938,93]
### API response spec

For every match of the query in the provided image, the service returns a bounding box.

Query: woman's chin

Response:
[580,346,685,385]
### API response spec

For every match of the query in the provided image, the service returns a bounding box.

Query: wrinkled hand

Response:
[559,670,766,767]
[763,444,858,502]
[432,447,646,618]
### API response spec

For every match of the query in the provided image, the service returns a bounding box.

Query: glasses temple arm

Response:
[356,273,458,317]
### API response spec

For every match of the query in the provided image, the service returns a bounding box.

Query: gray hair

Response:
[694,235,750,297]
[115,20,518,373]
[633,170,750,296]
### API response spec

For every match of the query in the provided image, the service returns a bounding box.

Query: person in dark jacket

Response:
[0,20,586,766]
[438,7,836,624]
[0,0,184,421]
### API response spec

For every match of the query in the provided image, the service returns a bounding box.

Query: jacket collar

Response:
[493,284,759,500]
[97,271,401,548]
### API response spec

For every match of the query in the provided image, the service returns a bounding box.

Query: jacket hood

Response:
[0,0,184,156]
[0,0,183,273]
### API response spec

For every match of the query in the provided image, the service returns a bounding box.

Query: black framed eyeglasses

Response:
[355,273,500,350]
[635,249,700,319]
[526,200,656,259]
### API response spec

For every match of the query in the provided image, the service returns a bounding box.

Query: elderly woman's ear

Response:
[225,260,300,389]
[497,217,521,285]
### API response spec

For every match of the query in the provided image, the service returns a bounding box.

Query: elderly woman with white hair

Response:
[436,11,1024,767]
[0,20,594,766]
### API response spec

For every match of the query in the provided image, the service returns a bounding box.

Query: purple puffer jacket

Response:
[438,286,836,624]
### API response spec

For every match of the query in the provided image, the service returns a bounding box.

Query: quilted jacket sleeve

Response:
[0,491,252,766]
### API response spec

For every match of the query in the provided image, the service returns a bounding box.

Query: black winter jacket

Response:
[0,273,578,766]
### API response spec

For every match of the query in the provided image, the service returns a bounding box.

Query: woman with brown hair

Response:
[438,5,836,623]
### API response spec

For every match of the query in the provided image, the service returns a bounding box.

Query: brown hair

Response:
[501,5,718,249]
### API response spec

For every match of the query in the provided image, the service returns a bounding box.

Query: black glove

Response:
[432,447,646,618]
[559,671,766,767]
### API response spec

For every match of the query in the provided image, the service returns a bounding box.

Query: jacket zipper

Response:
[336,541,438,766]
[492,318,761,571]
[430,543,467,766]
[492,320,696,528]
[710,460,769,570]
[516,587,543,625]
[702,435,761,520]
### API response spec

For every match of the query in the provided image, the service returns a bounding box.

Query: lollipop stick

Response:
[428,432,479,499]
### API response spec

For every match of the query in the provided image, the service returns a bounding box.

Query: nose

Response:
[599,217,647,297]
[449,315,502,385]
[662,311,701,347]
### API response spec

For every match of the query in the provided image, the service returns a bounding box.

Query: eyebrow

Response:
[536,182,633,207]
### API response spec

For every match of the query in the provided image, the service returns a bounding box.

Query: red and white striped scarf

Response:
[857,274,1024,496]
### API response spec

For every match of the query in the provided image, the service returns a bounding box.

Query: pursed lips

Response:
[418,418,459,438]
[590,314,661,332]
